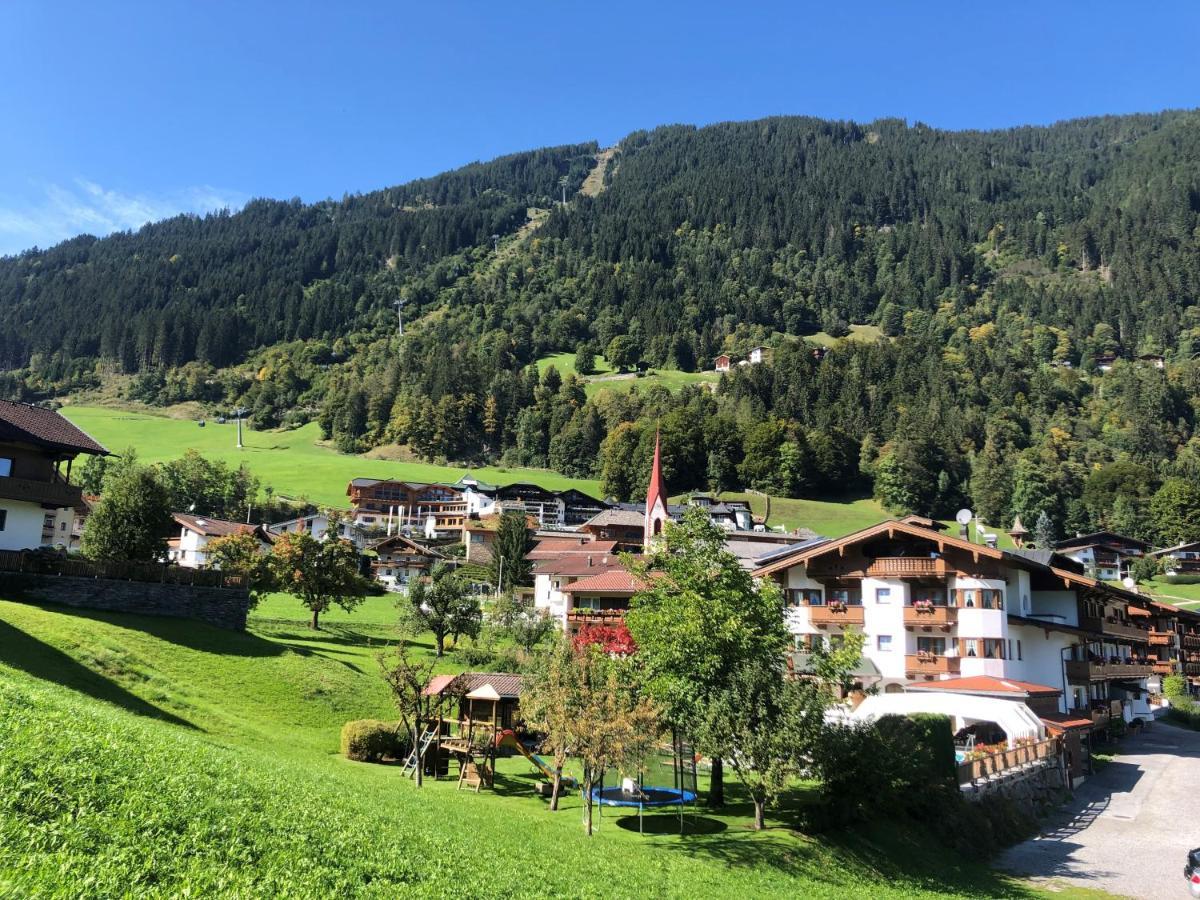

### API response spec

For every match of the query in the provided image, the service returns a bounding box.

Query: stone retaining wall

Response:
[11,572,249,630]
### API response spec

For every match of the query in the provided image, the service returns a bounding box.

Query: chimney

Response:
[587,555,593,567]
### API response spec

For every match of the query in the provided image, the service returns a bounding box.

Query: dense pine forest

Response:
[4,111,1200,542]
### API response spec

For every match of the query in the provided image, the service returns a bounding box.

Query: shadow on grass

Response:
[0,618,197,729]
[614,813,727,835]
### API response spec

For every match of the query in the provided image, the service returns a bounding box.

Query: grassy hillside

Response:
[0,595,1055,898]
[536,351,720,398]
[60,405,602,507]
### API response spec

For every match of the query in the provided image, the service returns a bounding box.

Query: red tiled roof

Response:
[1040,712,1094,731]
[562,569,646,595]
[645,429,666,517]
[0,401,109,456]
[906,675,1061,697]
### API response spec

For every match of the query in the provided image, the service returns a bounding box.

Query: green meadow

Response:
[60,405,602,507]
[0,594,1072,898]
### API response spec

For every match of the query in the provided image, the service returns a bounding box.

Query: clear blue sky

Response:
[2,0,1198,255]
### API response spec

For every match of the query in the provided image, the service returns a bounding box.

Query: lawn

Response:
[1139,578,1200,609]
[806,324,887,348]
[0,594,1061,898]
[60,405,602,507]
[535,351,720,398]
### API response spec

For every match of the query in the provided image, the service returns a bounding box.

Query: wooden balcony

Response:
[1187,662,1200,676]
[956,737,1060,786]
[1079,616,1150,642]
[905,654,961,676]
[0,476,82,508]
[903,605,957,629]
[1148,630,1173,647]
[1065,660,1154,682]
[808,604,865,627]
[866,557,947,578]
[565,609,626,626]
[1183,634,1200,650]
[1153,661,1177,676]
[1069,706,1111,729]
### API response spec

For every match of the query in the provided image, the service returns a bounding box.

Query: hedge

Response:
[340,719,406,762]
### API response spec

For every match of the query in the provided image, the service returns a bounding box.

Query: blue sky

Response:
[2,1,1198,255]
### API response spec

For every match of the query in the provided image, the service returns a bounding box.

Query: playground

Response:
[407,671,705,833]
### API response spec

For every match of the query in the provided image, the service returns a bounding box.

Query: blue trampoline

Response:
[590,786,697,807]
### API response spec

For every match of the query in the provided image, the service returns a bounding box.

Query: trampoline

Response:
[590,786,697,807]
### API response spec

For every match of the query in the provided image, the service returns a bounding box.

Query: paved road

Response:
[998,720,1200,899]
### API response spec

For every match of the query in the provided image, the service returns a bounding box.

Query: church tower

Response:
[644,430,668,548]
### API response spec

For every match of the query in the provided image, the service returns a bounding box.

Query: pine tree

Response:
[1032,511,1057,551]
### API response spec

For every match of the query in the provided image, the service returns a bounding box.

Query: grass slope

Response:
[1139,578,1200,609]
[60,405,601,507]
[0,595,1055,899]
[536,352,720,398]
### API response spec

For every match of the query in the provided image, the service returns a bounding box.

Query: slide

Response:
[495,729,578,789]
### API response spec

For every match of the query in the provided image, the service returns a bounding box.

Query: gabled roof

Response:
[526,539,618,560]
[752,518,1004,577]
[370,533,445,557]
[0,401,109,456]
[1055,531,1149,552]
[421,672,525,699]
[582,508,645,530]
[905,675,1061,698]
[561,569,646,595]
[532,553,625,576]
[173,513,267,539]
[1151,540,1200,556]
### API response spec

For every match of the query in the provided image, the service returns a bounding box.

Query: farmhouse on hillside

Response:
[168,513,275,569]
[0,400,109,552]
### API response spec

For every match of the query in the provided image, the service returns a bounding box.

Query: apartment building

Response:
[753,519,1157,727]
[346,479,467,537]
[1054,531,1148,581]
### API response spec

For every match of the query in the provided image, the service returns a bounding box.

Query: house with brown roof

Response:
[369,533,446,591]
[0,401,108,552]
[167,513,274,569]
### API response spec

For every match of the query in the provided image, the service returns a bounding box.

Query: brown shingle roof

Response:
[0,401,109,456]
[561,569,646,595]
[173,512,261,538]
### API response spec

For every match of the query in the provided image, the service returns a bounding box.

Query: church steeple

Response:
[644,429,668,548]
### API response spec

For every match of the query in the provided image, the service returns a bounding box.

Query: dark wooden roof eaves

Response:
[0,401,109,456]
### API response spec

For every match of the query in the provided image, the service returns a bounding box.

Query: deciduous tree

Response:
[403,562,481,656]
[269,532,368,629]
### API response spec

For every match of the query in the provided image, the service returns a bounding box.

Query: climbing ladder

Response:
[401,726,438,779]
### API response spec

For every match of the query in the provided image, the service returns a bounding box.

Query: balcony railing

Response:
[903,605,957,628]
[808,604,866,627]
[1069,706,1112,729]
[566,609,626,626]
[1148,630,1174,647]
[956,737,1060,786]
[1065,659,1154,681]
[1153,662,1177,675]
[906,653,961,675]
[0,476,83,508]
[1187,662,1200,676]
[866,557,947,578]
[1079,616,1150,642]
[1184,634,1200,650]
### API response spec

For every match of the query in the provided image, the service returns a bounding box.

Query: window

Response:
[828,587,862,606]
[983,639,1005,659]
[0,509,8,530]
[963,638,979,657]
[788,589,822,607]
[917,637,946,656]
[961,589,976,608]
[0,457,11,477]
[875,587,892,604]
[1017,640,1023,661]
[1007,639,1013,660]
[877,635,893,652]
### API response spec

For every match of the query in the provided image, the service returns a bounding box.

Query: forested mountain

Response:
[5,111,1200,542]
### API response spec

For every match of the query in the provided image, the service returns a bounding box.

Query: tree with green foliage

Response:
[81,463,173,562]
[378,634,438,787]
[573,343,596,375]
[1163,674,1187,698]
[698,659,823,829]
[157,449,261,521]
[489,512,532,590]
[269,532,368,629]
[488,591,555,654]
[605,335,640,372]
[205,532,274,606]
[808,628,866,702]
[519,638,578,810]
[1149,477,1200,545]
[625,506,788,807]
[403,562,481,656]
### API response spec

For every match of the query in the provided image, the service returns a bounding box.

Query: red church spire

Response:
[644,428,667,545]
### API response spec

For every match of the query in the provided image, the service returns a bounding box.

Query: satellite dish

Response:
[955,508,973,526]
[1122,576,1137,590]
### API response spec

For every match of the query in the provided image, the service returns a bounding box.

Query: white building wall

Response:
[1006,622,1076,713]
[1029,590,1080,627]
[0,500,49,551]
[863,577,908,682]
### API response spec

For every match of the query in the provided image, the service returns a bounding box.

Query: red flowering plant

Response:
[572,622,638,657]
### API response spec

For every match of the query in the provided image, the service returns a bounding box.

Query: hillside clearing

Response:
[60,405,601,507]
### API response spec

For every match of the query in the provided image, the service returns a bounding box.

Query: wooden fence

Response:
[955,737,1060,785]
[0,550,246,590]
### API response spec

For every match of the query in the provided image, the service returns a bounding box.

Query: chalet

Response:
[753,518,1158,729]
[561,569,645,634]
[1137,353,1166,370]
[1150,540,1200,575]
[346,479,467,538]
[1054,531,1148,581]
[714,354,733,372]
[1093,353,1118,372]
[168,513,274,569]
[531,550,626,623]
[747,346,773,365]
[370,533,446,591]
[446,475,607,530]
[687,493,753,531]
[580,507,646,545]
[267,512,367,549]
[0,401,108,552]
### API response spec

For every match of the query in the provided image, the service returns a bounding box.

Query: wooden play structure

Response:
[416,672,529,792]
